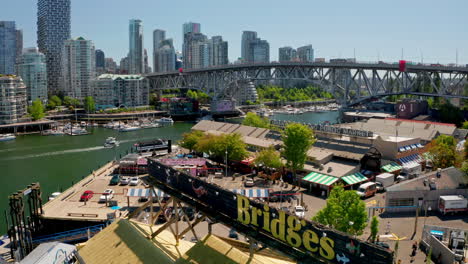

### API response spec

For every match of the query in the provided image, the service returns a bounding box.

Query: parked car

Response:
[229,228,239,239]
[129,177,139,186]
[294,206,305,218]
[80,190,94,202]
[109,175,120,185]
[356,182,377,198]
[120,177,130,185]
[280,206,290,213]
[244,178,255,187]
[99,189,114,202]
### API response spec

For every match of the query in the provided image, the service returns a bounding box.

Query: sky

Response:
[4,0,468,65]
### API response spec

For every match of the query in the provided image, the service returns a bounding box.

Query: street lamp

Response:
[225,149,228,178]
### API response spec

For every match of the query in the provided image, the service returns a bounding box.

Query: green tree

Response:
[179,130,204,152]
[49,95,62,107]
[312,186,368,236]
[461,161,468,177]
[28,99,45,120]
[242,112,270,129]
[195,133,248,162]
[370,216,379,242]
[428,135,457,168]
[462,121,468,129]
[254,146,283,170]
[282,123,316,181]
[63,96,73,106]
[84,96,96,113]
[438,102,463,127]
[464,140,468,160]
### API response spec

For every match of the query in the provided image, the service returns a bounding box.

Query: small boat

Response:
[118,125,141,132]
[42,129,65,136]
[0,134,15,142]
[141,123,161,129]
[66,127,89,136]
[157,117,174,124]
[48,192,61,201]
[104,137,119,148]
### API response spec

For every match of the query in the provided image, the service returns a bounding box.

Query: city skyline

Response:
[3,0,468,66]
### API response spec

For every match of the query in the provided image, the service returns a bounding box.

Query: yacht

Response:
[118,125,141,132]
[157,117,174,124]
[104,137,119,148]
[42,129,65,136]
[141,122,161,129]
[0,134,16,142]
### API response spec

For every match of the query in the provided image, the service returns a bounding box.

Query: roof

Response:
[386,167,468,192]
[302,172,339,186]
[20,242,76,264]
[439,195,466,201]
[126,188,168,197]
[342,172,368,185]
[381,162,402,172]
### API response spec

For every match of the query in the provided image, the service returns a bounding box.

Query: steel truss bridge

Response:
[145,62,468,106]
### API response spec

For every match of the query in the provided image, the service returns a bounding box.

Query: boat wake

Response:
[2,146,106,161]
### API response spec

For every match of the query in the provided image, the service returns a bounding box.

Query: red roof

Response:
[384,118,456,127]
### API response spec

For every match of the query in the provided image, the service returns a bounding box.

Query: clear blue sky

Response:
[4,0,468,65]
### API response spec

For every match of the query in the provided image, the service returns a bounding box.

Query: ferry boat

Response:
[134,139,171,155]
[104,137,119,148]
[0,133,15,142]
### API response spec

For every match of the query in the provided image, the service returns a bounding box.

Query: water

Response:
[271,111,341,124]
[0,123,192,232]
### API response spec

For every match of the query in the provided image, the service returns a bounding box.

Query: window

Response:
[388,198,414,207]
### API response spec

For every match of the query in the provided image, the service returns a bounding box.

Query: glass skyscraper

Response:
[0,21,17,75]
[129,19,144,74]
[37,0,71,95]
[17,47,48,104]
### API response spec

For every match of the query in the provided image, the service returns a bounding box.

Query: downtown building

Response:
[152,29,166,72]
[0,75,27,124]
[37,0,71,94]
[0,21,18,75]
[105,58,118,73]
[16,47,48,104]
[183,32,207,69]
[278,45,314,63]
[95,49,105,75]
[91,74,149,109]
[61,37,95,100]
[157,39,176,72]
[128,19,144,74]
[241,31,269,63]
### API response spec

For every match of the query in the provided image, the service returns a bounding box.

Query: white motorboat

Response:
[157,117,174,124]
[42,129,65,136]
[141,123,161,129]
[0,134,16,142]
[104,137,119,148]
[104,122,119,129]
[118,125,141,132]
[48,192,61,201]
[65,126,89,136]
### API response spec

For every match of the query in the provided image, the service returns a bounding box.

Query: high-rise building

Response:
[92,74,149,109]
[128,19,144,74]
[104,58,117,73]
[0,75,27,124]
[15,30,23,63]
[183,32,207,69]
[17,47,48,104]
[153,29,165,72]
[183,22,200,35]
[209,36,228,66]
[95,49,105,68]
[241,31,269,63]
[144,49,151,73]
[252,39,270,63]
[119,56,129,74]
[279,46,297,62]
[157,39,176,72]
[61,37,95,99]
[0,21,17,75]
[37,0,71,94]
[297,45,314,62]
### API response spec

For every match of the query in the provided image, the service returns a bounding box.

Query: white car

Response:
[99,189,114,202]
[129,177,139,186]
[294,206,305,218]
[120,177,130,185]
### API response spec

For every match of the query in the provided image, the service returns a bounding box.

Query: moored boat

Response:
[0,133,16,142]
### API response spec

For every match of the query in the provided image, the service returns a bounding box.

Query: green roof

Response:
[302,172,339,186]
[381,162,402,173]
[341,172,368,185]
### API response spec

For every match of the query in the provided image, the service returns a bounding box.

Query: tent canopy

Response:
[381,162,402,173]
[126,188,168,198]
[302,172,339,186]
[341,172,368,185]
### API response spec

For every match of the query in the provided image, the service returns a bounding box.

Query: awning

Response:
[341,172,368,185]
[302,172,339,186]
[230,189,244,194]
[126,188,167,198]
[417,143,423,148]
[398,154,423,166]
[381,162,402,173]
[410,144,417,150]
[244,189,269,198]
[398,147,405,152]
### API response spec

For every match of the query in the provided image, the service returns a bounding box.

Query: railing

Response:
[32,224,105,244]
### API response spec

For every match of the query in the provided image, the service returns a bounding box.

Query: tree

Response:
[313,186,367,236]
[462,121,468,129]
[428,135,457,169]
[195,133,248,162]
[242,112,270,129]
[28,99,45,121]
[63,96,73,106]
[282,123,316,181]
[84,96,96,113]
[49,95,62,107]
[461,161,468,177]
[464,140,468,160]
[370,216,379,242]
[179,130,204,152]
[438,102,463,127]
[254,146,283,170]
